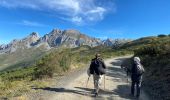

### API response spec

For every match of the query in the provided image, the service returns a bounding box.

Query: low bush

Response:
[157,34,167,37]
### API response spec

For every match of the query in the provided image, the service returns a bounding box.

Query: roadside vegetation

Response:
[121,34,170,100]
[0,45,48,71]
[0,45,132,98]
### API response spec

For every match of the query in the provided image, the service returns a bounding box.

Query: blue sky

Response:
[0,0,170,44]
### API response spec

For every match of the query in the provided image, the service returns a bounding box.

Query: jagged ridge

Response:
[0,29,130,54]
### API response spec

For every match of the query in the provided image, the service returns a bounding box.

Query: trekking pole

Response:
[84,76,90,96]
[104,74,105,90]
[86,76,90,88]
[126,68,129,84]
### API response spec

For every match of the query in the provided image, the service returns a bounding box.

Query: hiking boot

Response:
[136,95,140,99]
[130,93,135,97]
[94,93,98,97]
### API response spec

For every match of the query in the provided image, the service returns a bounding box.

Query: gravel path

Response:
[24,56,150,100]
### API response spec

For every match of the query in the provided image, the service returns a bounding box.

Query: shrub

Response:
[134,40,170,99]
[158,34,167,37]
[0,66,35,82]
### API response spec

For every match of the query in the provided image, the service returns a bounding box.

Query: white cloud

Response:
[19,20,46,27]
[0,0,40,9]
[0,0,115,25]
[71,16,82,24]
[85,7,106,21]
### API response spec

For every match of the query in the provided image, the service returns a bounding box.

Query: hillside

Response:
[0,29,129,72]
[0,29,102,72]
[0,45,132,98]
[0,45,50,71]
[121,35,170,50]
[121,35,170,100]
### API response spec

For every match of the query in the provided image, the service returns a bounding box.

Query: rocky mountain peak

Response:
[30,32,39,37]
[106,38,113,41]
[50,29,62,35]
[25,32,40,44]
[29,32,40,39]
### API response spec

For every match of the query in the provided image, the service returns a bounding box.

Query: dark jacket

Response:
[131,62,143,82]
[90,58,106,75]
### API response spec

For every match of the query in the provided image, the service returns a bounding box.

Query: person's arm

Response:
[131,64,135,74]
[89,60,94,74]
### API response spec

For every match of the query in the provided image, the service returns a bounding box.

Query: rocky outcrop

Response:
[102,38,131,48]
[0,32,40,53]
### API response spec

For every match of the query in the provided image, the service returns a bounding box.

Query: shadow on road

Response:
[105,60,136,100]
[33,86,135,99]
[33,85,135,99]
[110,57,128,66]
[75,87,113,95]
[33,87,113,97]
[33,87,91,96]
[106,66,127,80]
[113,84,136,100]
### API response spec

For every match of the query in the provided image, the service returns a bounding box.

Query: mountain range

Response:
[0,29,130,54]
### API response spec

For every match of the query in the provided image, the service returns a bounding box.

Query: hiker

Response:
[87,53,106,97]
[131,57,145,98]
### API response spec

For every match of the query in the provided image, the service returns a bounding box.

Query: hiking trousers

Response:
[131,80,142,97]
[93,74,103,93]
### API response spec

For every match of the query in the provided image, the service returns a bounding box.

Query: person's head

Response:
[134,57,140,63]
[95,53,101,59]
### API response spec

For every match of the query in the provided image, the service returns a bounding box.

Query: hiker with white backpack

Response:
[131,57,145,98]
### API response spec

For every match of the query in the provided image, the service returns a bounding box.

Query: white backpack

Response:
[136,63,145,75]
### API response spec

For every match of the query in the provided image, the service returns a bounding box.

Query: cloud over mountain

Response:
[0,0,115,25]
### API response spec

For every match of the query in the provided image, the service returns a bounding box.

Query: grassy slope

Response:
[0,45,50,71]
[121,36,170,100]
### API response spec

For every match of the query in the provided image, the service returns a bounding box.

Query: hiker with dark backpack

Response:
[87,53,106,97]
[131,57,145,98]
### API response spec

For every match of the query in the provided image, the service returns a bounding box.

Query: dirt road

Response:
[27,56,150,100]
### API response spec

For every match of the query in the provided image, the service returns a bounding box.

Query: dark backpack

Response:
[90,58,106,75]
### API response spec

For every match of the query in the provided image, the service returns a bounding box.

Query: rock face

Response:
[0,32,40,53]
[102,38,114,46]
[0,28,131,54]
[37,29,101,48]
[102,38,131,48]
[0,29,101,54]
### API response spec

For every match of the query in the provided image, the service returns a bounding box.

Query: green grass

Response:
[33,45,133,78]
[0,65,52,98]
[0,45,49,71]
